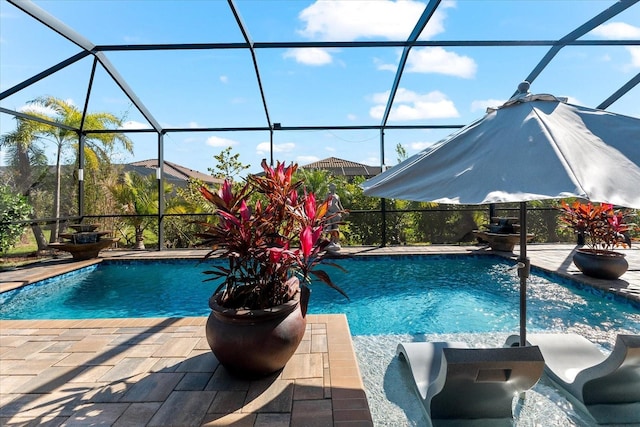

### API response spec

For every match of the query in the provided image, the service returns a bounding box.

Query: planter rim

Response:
[576,248,626,258]
[209,288,300,320]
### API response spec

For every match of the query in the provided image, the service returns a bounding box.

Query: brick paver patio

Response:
[0,315,371,426]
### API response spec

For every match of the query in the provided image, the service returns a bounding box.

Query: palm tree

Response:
[109,172,158,250]
[0,117,50,251]
[109,172,186,250]
[20,96,133,242]
[297,168,332,198]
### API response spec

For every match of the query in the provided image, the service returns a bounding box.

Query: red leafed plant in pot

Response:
[197,159,348,378]
[558,200,635,280]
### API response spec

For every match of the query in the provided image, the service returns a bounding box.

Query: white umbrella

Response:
[362,84,640,345]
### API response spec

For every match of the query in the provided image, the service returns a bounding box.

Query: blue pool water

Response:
[2,255,639,336]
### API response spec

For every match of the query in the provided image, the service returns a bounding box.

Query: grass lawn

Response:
[0,225,164,270]
[1,229,54,269]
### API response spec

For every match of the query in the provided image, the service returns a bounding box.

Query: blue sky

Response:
[1,0,639,176]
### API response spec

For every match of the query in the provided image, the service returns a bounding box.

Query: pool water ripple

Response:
[2,256,639,337]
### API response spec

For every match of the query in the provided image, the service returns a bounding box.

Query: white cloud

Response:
[470,98,505,113]
[296,1,458,68]
[298,0,454,41]
[122,120,152,129]
[297,155,319,164]
[17,98,78,117]
[374,56,397,71]
[123,35,144,44]
[19,103,57,116]
[283,48,334,66]
[256,141,296,155]
[627,46,640,67]
[592,22,640,69]
[206,136,238,147]
[405,47,476,78]
[347,113,357,121]
[220,75,229,84]
[369,88,459,121]
[592,22,640,39]
[410,141,435,151]
[361,156,379,166]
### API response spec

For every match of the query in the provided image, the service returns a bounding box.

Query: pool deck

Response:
[1,244,639,426]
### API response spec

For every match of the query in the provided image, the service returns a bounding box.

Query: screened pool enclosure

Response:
[1,0,639,249]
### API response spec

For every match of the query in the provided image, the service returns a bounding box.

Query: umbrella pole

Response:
[518,202,530,347]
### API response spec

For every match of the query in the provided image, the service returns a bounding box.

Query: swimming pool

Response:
[3,255,639,426]
[2,255,639,336]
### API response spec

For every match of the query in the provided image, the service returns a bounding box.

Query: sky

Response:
[1,0,639,176]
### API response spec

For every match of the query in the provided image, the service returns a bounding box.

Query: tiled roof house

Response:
[124,159,223,187]
[300,157,382,180]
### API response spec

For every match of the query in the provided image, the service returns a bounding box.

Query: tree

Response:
[0,186,32,254]
[395,143,408,163]
[208,146,250,181]
[109,172,161,250]
[297,168,334,197]
[176,178,215,214]
[169,150,251,249]
[0,117,50,251]
[109,172,189,249]
[19,96,133,242]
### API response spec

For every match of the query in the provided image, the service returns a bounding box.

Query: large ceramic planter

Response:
[206,282,309,379]
[572,248,628,280]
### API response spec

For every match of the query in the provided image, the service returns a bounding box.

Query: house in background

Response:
[123,159,222,187]
[123,157,381,186]
[300,157,381,181]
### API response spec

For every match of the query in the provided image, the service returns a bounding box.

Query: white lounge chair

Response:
[505,333,640,424]
[396,341,545,426]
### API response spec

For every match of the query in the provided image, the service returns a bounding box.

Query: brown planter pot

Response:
[206,281,309,379]
[572,248,628,280]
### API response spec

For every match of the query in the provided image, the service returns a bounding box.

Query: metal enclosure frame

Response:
[1,0,639,248]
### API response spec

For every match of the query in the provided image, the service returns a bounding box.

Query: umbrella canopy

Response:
[362,86,640,345]
[363,93,640,208]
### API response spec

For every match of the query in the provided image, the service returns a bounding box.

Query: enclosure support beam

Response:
[158,132,165,251]
[380,128,387,247]
[518,202,530,348]
[597,72,640,110]
[379,0,442,128]
[269,129,274,167]
[78,133,86,219]
[518,0,637,95]
[228,0,273,141]
[0,52,90,100]
[76,58,98,221]
[376,0,441,249]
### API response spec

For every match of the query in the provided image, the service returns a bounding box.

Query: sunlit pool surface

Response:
[2,255,639,426]
[2,256,639,334]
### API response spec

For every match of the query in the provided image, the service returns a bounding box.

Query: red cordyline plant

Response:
[197,159,348,309]
[558,200,634,252]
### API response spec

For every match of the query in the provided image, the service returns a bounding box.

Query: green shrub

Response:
[0,186,32,253]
